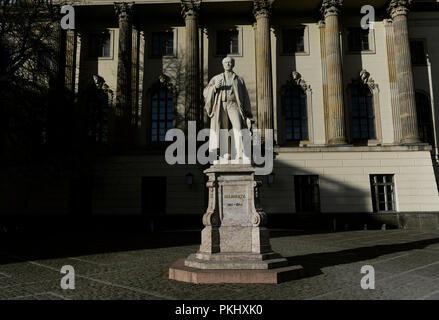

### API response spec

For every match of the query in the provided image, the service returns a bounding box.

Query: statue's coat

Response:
[203,72,252,152]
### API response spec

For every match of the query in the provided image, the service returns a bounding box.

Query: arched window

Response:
[351,84,376,141]
[283,85,308,141]
[416,92,434,145]
[151,85,174,142]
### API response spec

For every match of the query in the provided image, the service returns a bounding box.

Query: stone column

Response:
[321,0,347,145]
[64,30,76,93]
[137,31,146,146]
[182,0,201,125]
[384,19,402,144]
[319,20,330,143]
[388,0,420,144]
[114,2,134,146]
[253,0,274,142]
[74,32,82,98]
[52,18,67,90]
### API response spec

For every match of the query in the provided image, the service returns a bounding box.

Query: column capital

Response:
[387,0,412,19]
[253,0,272,19]
[114,2,134,21]
[320,0,343,18]
[181,0,201,20]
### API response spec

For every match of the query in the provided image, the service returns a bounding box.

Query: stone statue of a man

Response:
[203,57,253,161]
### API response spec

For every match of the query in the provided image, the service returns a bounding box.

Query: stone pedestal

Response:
[169,164,303,283]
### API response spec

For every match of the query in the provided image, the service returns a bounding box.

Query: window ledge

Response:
[279,52,310,57]
[149,54,177,59]
[213,53,243,58]
[346,50,376,55]
[373,211,397,214]
[299,140,312,147]
[84,56,114,61]
[366,139,381,147]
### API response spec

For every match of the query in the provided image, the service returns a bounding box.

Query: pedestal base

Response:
[169,164,302,284]
[184,251,288,270]
[169,259,304,284]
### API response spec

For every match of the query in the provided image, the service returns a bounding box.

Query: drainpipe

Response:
[427,55,438,160]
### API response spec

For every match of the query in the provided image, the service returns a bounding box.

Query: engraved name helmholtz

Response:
[224,194,245,198]
[224,194,245,207]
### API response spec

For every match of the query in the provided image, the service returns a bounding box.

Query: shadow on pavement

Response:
[0,228,313,265]
[2,228,439,275]
[285,236,439,279]
[0,230,201,265]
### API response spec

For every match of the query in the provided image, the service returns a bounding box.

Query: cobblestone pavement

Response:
[1,229,439,300]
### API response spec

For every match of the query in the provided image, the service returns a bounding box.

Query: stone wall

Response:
[263,148,439,214]
[91,148,439,216]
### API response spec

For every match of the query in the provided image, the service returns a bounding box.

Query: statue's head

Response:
[222,56,235,72]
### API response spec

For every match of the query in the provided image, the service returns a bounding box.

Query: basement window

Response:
[294,175,320,213]
[370,174,396,212]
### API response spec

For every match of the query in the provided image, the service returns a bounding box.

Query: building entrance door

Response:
[141,177,167,231]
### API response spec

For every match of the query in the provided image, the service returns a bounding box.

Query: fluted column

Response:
[388,0,420,144]
[182,0,201,125]
[384,19,402,143]
[51,17,67,90]
[64,30,76,92]
[319,20,330,143]
[321,0,347,145]
[114,2,134,146]
[254,0,274,142]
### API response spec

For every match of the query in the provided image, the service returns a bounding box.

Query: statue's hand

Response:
[246,118,252,131]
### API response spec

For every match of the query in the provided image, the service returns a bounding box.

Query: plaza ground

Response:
[1,228,439,300]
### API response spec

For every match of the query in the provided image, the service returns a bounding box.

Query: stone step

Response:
[193,252,282,262]
[170,259,305,284]
[184,257,288,270]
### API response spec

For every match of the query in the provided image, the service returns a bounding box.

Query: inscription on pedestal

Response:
[221,186,250,226]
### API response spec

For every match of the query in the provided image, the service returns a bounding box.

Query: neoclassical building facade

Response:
[48,0,439,228]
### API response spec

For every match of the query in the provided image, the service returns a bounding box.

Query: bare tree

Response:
[0,0,66,164]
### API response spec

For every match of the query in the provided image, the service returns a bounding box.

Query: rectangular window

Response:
[282,28,305,54]
[410,40,426,65]
[370,174,396,212]
[88,32,111,58]
[294,175,320,213]
[216,30,239,55]
[151,32,174,57]
[347,28,370,52]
